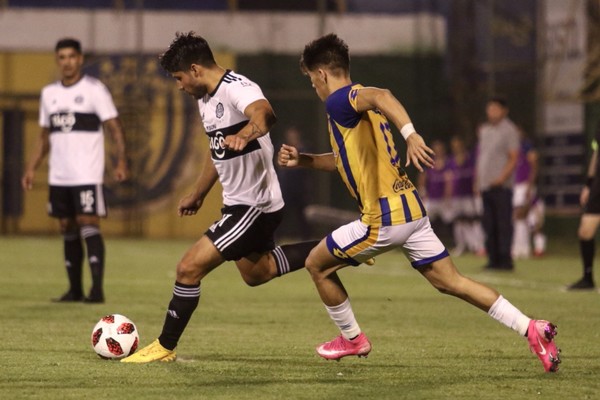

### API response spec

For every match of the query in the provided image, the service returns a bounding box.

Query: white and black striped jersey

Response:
[39,75,118,185]
[198,70,284,213]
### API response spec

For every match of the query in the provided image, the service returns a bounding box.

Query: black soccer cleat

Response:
[566,278,595,291]
[51,291,83,303]
[84,295,105,304]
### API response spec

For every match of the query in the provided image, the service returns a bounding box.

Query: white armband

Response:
[400,123,416,140]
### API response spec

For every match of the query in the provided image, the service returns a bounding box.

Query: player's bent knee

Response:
[578,228,595,241]
[175,260,203,285]
[305,260,327,281]
[240,273,267,287]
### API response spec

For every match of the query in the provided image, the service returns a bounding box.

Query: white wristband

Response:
[400,123,416,140]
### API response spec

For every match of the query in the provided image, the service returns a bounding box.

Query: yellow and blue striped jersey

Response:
[325,83,426,226]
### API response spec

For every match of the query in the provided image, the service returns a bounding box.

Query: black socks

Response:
[580,239,595,282]
[273,240,320,276]
[159,282,201,350]
[63,232,83,296]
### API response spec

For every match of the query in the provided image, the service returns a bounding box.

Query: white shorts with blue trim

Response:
[325,216,448,268]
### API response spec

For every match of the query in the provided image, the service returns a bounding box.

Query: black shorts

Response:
[585,182,600,214]
[48,185,107,218]
[205,205,283,261]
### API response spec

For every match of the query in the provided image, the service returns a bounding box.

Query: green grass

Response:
[0,235,599,399]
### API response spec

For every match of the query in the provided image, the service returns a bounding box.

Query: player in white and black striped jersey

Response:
[121,32,322,363]
[21,38,128,304]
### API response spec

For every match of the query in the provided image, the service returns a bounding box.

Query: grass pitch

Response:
[1,235,599,399]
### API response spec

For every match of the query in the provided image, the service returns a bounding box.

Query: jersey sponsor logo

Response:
[392,178,414,192]
[216,102,224,118]
[209,131,227,159]
[75,95,84,104]
[51,112,76,132]
[206,120,261,160]
[49,112,101,133]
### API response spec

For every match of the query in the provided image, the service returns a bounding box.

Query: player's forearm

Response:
[191,154,219,200]
[239,101,277,142]
[106,118,128,165]
[371,89,413,137]
[298,152,336,171]
[25,130,50,172]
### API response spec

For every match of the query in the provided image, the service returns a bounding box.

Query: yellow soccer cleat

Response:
[120,339,177,363]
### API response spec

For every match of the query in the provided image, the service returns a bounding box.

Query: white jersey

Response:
[198,70,284,213]
[39,75,118,185]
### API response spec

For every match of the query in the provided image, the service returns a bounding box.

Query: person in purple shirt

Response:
[446,136,485,256]
[512,129,546,259]
[417,140,452,234]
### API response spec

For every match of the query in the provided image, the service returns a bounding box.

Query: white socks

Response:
[487,295,531,336]
[512,220,531,258]
[325,298,361,339]
[533,232,546,254]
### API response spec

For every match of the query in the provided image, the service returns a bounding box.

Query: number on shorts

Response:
[80,190,95,213]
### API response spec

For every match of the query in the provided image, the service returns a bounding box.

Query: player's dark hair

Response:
[488,96,508,108]
[159,32,216,73]
[55,38,82,54]
[300,33,350,75]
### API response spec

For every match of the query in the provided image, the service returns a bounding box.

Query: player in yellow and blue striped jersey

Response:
[277,33,560,372]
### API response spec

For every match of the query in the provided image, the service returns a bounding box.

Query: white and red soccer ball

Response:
[91,314,139,359]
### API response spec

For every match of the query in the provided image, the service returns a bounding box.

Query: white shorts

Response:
[527,198,545,229]
[450,196,481,218]
[513,183,536,207]
[423,199,454,223]
[326,217,448,268]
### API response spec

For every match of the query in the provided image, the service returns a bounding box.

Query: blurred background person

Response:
[21,38,128,303]
[528,193,547,257]
[475,97,520,271]
[512,127,545,259]
[446,135,485,256]
[567,134,600,290]
[417,139,452,242]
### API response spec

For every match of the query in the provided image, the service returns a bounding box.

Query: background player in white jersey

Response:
[122,32,320,363]
[21,38,128,304]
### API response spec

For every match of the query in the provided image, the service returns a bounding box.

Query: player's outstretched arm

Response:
[225,99,276,152]
[278,144,336,171]
[178,149,219,217]
[21,127,50,190]
[354,87,434,172]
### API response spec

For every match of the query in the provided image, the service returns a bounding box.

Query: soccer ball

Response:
[91,314,139,359]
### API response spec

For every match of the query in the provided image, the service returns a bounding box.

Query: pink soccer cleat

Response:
[527,319,561,372]
[316,332,372,361]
